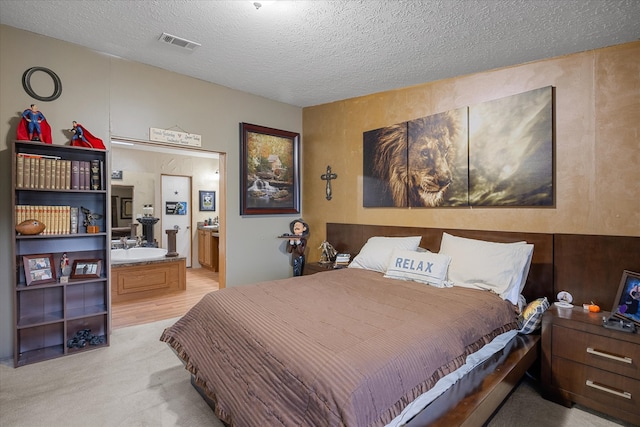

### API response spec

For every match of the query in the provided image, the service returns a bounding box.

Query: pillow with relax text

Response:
[384,249,452,287]
[348,236,422,273]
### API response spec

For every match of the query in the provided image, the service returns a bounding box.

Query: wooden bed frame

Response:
[190,223,639,426]
[324,223,640,426]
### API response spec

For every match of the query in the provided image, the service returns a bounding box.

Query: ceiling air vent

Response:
[159,32,201,51]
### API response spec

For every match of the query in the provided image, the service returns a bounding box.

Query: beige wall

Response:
[0,25,302,359]
[301,42,640,261]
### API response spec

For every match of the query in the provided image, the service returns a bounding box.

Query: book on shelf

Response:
[78,161,86,190]
[90,159,101,190]
[15,154,24,188]
[38,158,45,189]
[70,206,79,234]
[71,160,80,190]
[63,160,71,189]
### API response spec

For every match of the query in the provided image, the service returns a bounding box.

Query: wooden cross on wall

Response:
[321,165,338,200]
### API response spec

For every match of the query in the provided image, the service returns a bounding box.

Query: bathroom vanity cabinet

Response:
[11,140,110,367]
[197,227,219,272]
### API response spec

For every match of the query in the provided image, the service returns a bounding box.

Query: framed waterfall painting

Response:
[239,122,300,215]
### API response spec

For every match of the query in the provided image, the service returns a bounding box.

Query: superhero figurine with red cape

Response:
[70,121,106,149]
[17,104,52,144]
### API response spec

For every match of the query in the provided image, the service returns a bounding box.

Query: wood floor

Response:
[111,267,219,329]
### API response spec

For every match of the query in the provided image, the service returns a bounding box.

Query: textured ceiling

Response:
[1,0,639,107]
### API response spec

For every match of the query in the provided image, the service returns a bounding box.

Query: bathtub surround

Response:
[111,257,186,303]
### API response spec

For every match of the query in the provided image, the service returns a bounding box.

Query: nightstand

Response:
[540,305,640,425]
[303,262,346,276]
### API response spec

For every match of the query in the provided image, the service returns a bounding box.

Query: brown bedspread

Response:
[160,268,517,427]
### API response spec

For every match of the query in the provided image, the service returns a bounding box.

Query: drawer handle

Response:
[586,347,632,364]
[585,380,632,399]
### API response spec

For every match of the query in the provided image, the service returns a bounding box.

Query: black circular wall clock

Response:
[22,66,62,102]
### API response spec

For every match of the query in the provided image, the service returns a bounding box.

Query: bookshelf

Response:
[11,140,110,367]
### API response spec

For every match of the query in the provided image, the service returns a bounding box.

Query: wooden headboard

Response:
[326,223,640,309]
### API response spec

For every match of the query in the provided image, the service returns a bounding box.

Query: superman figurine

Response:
[17,104,52,143]
[70,121,106,149]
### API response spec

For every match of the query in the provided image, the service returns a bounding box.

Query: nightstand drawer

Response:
[553,357,639,418]
[552,325,640,380]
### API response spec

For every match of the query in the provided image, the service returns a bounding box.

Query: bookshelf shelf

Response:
[11,140,111,367]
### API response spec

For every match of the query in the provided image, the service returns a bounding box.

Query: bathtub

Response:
[111,248,185,303]
[111,247,168,264]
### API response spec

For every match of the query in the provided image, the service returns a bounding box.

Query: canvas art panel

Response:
[363,108,468,207]
[468,86,554,206]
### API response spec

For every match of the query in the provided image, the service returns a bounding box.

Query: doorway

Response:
[161,175,192,266]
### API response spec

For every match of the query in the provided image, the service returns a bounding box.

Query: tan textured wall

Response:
[302,42,640,261]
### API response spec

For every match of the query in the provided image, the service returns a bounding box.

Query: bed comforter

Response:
[160,268,517,427]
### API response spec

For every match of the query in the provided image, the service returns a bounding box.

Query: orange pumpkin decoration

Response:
[15,219,46,235]
[588,302,600,313]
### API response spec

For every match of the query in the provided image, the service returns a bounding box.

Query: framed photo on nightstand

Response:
[612,270,640,327]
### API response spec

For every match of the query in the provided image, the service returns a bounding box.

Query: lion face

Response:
[407,113,457,207]
[369,111,459,207]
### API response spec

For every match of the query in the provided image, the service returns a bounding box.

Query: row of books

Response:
[15,153,104,191]
[15,205,79,235]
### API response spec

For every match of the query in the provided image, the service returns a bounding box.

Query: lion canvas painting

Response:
[363,108,468,207]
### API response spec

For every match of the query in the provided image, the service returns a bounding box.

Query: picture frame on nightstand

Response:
[612,270,640,327]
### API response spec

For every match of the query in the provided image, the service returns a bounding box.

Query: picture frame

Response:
[240,122,300,215]
[165,201,187,215]
[121,197,132,219]
[70,259,102,280]
[199,190,216,211]
[23,254,56,286]
[612,270,640,327]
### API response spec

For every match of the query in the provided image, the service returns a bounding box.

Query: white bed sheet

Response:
[387,329,518,427]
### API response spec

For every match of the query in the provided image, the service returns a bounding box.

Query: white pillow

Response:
[438,233,533,305]
[384,249,452,288]
[348,236,422,273]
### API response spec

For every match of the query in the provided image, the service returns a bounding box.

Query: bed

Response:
[161,224,562,426]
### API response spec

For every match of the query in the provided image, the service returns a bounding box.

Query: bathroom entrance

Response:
[161,174,192,267]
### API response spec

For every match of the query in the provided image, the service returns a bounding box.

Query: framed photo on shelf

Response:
[23,254,56,286]
[70,259,102,279]
[240,122,300,215]
[612,270,640,327]
[199,190,216,211]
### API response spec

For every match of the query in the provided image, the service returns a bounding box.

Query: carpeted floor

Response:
[0,318,633,427]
